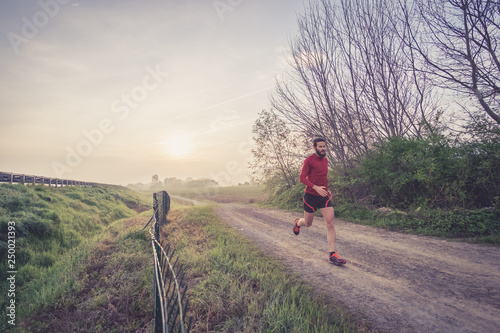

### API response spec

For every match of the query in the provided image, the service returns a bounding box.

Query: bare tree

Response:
[250,110,305,191]
[401,0,500,125]
[271,0,439,169]
[354,0,439,137]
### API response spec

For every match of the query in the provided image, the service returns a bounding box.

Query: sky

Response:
[0,0,308,186]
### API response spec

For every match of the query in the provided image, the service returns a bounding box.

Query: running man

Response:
[293,138,346,265]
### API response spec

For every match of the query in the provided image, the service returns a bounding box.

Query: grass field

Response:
[1,184,367,332]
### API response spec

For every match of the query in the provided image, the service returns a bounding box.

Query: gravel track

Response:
[214,203,500,333]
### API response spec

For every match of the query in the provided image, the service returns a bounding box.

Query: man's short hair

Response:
[313,138,325,147]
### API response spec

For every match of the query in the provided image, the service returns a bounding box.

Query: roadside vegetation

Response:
[0,183,150,290]
[16,213,155,333]
[1,184,368,332]
[262,134,500,245]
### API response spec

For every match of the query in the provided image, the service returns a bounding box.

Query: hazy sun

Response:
[164,135,192,158]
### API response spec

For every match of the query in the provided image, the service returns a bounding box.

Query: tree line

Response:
[252,0,500,212]
[127,176,219,191]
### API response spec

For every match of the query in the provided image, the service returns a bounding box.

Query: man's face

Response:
[315,141,327,157]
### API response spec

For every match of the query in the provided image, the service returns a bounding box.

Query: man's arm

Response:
[314,185,330,197]
[299,158,314,188]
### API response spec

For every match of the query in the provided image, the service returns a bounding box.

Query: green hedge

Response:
[349,135,500,210]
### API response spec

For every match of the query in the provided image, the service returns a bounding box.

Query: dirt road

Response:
[214,203,500,333]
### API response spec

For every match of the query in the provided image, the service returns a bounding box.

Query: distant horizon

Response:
[0,169,256,187]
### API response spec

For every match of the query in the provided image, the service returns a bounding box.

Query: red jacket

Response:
[299,154,329,196]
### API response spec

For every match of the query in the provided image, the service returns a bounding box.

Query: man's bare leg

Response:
[293,211,314,235]
[297,211,315,228]
[319,207,336,252]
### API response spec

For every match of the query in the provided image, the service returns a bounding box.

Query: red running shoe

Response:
[293,218,300,235]
[329,252,346,265]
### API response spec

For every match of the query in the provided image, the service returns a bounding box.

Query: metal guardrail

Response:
[0,171,95,187]
[148,191,192,333]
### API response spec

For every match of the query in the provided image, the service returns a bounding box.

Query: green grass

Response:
[15,212,155,332]
[0,183,151,331]
[163,205,363,332]
[16,235,98,320]
[334,203,500,245]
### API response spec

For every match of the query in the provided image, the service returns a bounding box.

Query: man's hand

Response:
[312,185,329,197]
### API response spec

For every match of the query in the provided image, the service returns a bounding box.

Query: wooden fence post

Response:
[149,190,191,333]
[157,191,170,227]
[152,193,161,333]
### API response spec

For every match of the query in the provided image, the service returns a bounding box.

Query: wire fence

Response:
[146,191,192,333]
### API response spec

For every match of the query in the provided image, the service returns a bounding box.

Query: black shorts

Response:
[303,192,332,213]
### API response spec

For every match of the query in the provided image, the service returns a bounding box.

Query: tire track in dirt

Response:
[214,203,500,333]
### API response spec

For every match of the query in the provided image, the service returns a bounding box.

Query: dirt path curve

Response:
[214,203,500,333]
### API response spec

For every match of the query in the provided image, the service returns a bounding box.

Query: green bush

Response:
[266,132,500,241]
[269,182,306,211]
[334,203,373,220]
[407,208,500,237]
[356,135,500,210]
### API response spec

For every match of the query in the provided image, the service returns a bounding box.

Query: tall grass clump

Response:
[266,182,306,211]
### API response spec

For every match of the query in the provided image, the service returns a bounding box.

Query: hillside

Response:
[0,183,151,331]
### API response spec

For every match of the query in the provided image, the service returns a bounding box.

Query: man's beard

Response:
[315,148,326,157]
